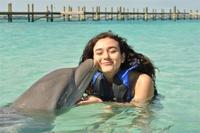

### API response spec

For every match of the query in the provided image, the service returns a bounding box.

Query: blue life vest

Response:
[91,64,138,102]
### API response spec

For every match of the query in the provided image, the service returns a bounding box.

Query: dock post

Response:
[189,10,193,19]
[143,8,145,20]
[70,6,73,20]
[46,6,49,22]
[144,7,148,21]
[95,6,98,20]
[116,7,119,20]
[122,7,125,20]
[177,9,180,20]
[183,9,186,20]
[127,8,129,20]
[92,7,95,20]
[28,4,30,22]
[8,3,12,22]
[136,9,139,20]
[97,6,100,20]
[95,6,100,20]
[63,6,66,21]
[152,9,154,20]
[50,4,53,22]
[98,6,100,20]
[31,4,34,22]
[119,7,122,20]
[92,7,94,20]
[78,6,80,21]
[67,6,70,21]
[105,8,107,20]
[110,7,113,20]
[173,6,177,21]
[132,8,135,20]
[81,6,86,21]
[195,10,199,19]
[105,7,108,20]
[161,9,164,20]
[169,9,172,20]
[152,9,156,20]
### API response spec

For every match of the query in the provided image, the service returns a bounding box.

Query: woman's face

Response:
[93,37,125,77]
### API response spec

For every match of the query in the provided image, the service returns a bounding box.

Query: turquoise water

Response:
[0,20,200,133]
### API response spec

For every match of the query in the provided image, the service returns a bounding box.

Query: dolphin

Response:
[10,59,97,111]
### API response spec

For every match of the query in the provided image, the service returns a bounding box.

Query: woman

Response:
[78,31,157,106]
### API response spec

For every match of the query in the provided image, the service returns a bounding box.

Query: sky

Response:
[0,0,200,12]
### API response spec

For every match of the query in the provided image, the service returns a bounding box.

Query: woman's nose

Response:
[103,52,109,59]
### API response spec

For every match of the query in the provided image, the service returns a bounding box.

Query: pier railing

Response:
[0,3,200,22]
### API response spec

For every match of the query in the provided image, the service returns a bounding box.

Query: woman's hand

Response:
[77,96,103,105]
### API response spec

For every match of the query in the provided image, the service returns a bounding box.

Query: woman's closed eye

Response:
[95,51,103,55]
[109,48,118,54]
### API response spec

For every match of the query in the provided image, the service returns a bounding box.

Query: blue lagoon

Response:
[0,20,200,132]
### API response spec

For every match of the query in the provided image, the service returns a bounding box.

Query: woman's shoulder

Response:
[137,73,153,82]
[129,71,152,82]
[132,73,154,100]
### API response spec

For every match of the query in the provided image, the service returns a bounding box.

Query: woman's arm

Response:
[130,73,154,106]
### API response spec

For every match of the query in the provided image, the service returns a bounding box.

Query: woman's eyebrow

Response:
[108,46,118,50]
[94,46,119,52]
[94,48,103,52]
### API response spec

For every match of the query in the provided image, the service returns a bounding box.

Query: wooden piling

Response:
[63,6,66,21]
[95,6,98,20]
[160,9,163,20]
[92,7,94,20]
[110,7,113,20]
[144,7,148,21]
[177,9,180,20]
[81,6,86,21]
[169,9,172,20]
[46,6,49,22]
[152,9,156,20]
[78,6,81,21]
[27,4,30,22]
[122,7,125,20]
[189,10,193,19]
[98,6,100,20]
[132,8,135,20]
[173,6,177,21]
[8,3,12,22]
[183,9,186,20]
[126,8,129,20]
[195,10,199,19]
[105,8,107,20]
[118,7,122,20]
[50,4,53,22]
[136,9,139,20]
[31,4,34,22]
[67,6,70,21]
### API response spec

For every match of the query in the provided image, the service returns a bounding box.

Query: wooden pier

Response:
[0,3,200,22]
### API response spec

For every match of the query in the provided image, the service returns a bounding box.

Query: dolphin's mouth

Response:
[74,64,97,102]
[56,59,97,108]
[77,60,97,96]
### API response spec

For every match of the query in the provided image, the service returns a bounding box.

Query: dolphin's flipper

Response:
[11,59,96,111]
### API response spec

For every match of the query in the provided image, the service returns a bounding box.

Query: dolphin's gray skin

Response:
[11,59,97,111]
